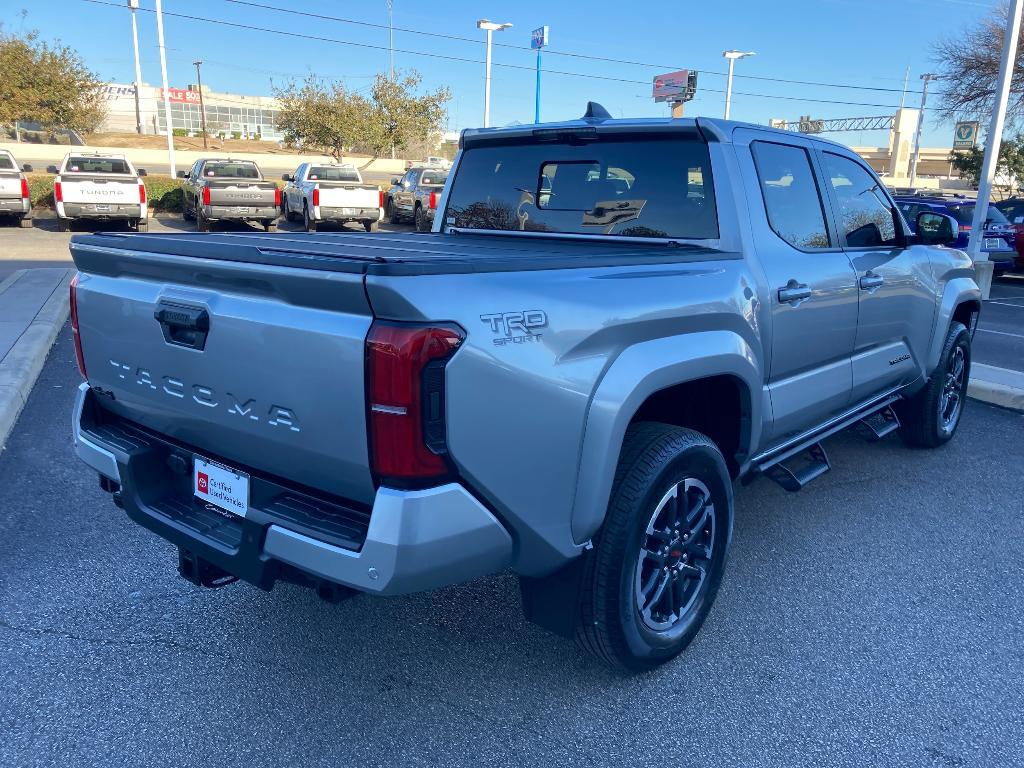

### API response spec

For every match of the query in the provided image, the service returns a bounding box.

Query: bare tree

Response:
[933,3,1024,123]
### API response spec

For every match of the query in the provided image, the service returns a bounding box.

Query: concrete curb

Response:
[968,363,1024,413]
[0,269,74,450]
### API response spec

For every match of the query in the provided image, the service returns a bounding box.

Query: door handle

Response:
[860,273,884,291]
[778,282,812,305]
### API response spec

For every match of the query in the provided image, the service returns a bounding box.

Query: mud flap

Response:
[518,555,587,639]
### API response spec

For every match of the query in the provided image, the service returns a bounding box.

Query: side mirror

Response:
[176,170,187,178]
[137,168,147,177]
[917,211,958,246]
[47,165,58,174]
[282,173,292,181]
[391,177,401,186]
[22,163,32,173]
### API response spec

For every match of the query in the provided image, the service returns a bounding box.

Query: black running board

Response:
[748,392,902,492]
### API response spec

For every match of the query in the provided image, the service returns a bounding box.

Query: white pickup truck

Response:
[281,163,383,232]
[47,153,148,232]
[0,149,32,228]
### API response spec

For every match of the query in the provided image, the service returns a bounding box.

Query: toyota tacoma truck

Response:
[280,162,383,232]
[48,153,149,232]
[69,105,980,671]
[0,149,33,227]
[178,159,279,232]
[385,166,449,231]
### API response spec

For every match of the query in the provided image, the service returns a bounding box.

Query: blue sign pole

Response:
[535,46,542,123]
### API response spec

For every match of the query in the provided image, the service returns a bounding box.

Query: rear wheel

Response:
[18,215,32,228]
[196,208,211,233]
[896,321,971,448]
[364,220,378,232]
[303,203,316,232]
[57,218,71,232]
[183,197,195,221]
[386,198,398,225]
[414,204,426,232]
[576,423,733,671]
[135,218,149,232]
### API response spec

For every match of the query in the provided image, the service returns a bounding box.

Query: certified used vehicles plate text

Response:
[194,456,249,517]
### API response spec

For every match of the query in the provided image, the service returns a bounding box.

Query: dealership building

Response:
[99,82,285,140]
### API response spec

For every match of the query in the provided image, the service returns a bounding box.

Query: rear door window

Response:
[444,134,718,239]
[750,141,830,249]
[66,157,131,174]
[821,152,898,247]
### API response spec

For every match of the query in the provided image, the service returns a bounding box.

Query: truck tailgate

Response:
[60,175,139,204]
[207,181,277,206]
[317,184,379,208]
[70,241,377,505]
[0,172,21,199]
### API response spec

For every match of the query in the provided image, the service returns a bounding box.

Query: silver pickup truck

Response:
[69,106,979,671]
[179,159,279,232]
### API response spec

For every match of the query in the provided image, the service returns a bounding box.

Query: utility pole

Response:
[722,50,755,120]
[908,73,938,188]
[967,0,1024,299]
[128,0,144,134]
[477,19,512,128]
[193,60,208,150]
[154,0,176,177]
[387,0,395,80]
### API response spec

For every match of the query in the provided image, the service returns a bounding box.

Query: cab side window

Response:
[751,141,831,249]
[822,152,898,247]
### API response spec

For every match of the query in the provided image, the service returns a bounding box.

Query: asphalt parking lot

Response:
[1,328,1022,767]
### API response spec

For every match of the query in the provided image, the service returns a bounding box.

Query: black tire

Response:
[364,220,378,232]
[303,203,316,232]
[18,216,32,228]
[576,423,733,672]
[264,220,278,233]
[414,204,426,232]
[386,198,399,225]
[196,208,211,233]
[136,218,149,232]
[183,197,195,221]
[896,321,970,448]
[57,218,70,232]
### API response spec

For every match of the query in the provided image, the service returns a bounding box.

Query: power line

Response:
[219,0,925,96]
[81,0,907,110]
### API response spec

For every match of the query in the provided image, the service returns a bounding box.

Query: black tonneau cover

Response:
[70,231,737,277]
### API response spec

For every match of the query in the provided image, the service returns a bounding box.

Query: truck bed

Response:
[70,231,738,277]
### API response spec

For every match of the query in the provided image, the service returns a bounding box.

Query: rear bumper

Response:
[72,383,512,596]
[205,204,279,221]
[59,202,142,219]
[0,197,29,215]
[317,206,382,222]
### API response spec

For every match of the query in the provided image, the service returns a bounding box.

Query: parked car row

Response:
[895,194,1017,273]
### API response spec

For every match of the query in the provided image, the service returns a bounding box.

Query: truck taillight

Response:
[378,189,384,208]
[366,321,465,485]
[428,191,438,210]
[312,187,319,207]
[202,186,210,206]
[274,186,281,207]
[54,181,63,203]
[138,182,147,204]
[70,273,87,379]
[20,178,29,199]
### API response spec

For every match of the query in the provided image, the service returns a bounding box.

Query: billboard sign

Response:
[531,26,549,49]
[953,121,980,149]
[160,87,201,104]
[653,70,695,103]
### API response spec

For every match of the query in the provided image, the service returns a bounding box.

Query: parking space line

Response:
[976,327,1024,339]
[986,300,1024,308]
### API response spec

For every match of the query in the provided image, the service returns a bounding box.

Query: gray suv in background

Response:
[385,166,449,231]
[69,106,979,671]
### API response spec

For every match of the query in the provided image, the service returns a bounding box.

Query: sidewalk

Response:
[0,268,74,449]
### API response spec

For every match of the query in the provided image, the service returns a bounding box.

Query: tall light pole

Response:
[127,0,144,134]
[477,19,512,128]
[967,0,1024,300]
[908,73,938,188]
[531,26,549,123]
[722,50,754,120]
[387,0,394,80]
[193,60,208,150]
[154,0,176,177]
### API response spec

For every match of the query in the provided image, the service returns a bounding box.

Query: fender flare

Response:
[570,330,763,543]
[926,277,981,375]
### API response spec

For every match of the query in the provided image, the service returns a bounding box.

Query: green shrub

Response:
[172,128,187,137]
[231,131,241,140]
[26,174,55,208]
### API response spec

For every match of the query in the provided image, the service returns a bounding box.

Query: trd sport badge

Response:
[479,310,547,347]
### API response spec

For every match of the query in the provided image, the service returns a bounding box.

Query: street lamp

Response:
[477,19,512,128]
[722,50,755,120]
[127,0,143,135]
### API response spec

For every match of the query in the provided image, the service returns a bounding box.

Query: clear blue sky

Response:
[2,0,998,148]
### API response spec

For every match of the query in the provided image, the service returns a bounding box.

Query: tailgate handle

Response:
[154,302,210,350]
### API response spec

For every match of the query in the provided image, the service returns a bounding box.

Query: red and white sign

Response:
[160,87,202,104]
[652,70,690,102]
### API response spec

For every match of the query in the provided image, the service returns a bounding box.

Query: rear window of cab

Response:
[66,158,131,174]
[443,135,718,240]
[0,155,14,170]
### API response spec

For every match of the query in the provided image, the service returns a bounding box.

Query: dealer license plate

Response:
[94,204,111,212]
[341,207,356,215]
[194,456,249,517]
[232,206,253,214]
[984,238,1005,250]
